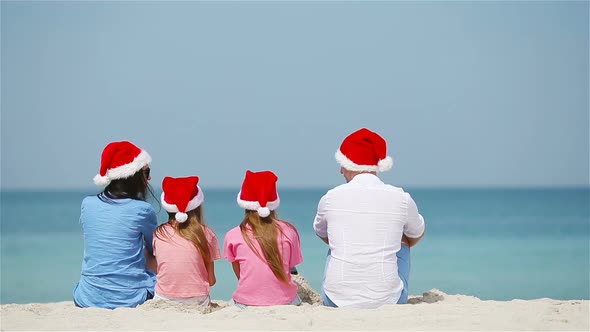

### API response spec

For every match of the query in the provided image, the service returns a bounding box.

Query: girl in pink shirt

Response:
[153,176,220,306]
[223,170,303,307]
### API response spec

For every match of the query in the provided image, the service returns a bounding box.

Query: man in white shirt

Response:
[313,128,425,308]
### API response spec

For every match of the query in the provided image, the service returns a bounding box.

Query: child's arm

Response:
[206,261,216,286]
[205,227,220,286]
[223,230,240,280]
[231,262,240,280]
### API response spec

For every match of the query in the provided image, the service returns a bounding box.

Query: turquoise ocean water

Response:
[1,188,588,304]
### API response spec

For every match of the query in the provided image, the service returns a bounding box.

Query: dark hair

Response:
[97,169,156,203]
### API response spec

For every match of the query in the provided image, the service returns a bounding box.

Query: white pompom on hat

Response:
[335,128,393,172]
[93,141,152,186]
[161,176,204,223]
[237,170,280,217]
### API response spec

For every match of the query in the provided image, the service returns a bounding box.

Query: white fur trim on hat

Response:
[236,192,280,215]
[93,174,111,186]
[257,207,270,218]
[175,212,188,223]
[378,156,393,172]
[93,150,152,186]
[335,150,380,172]
[160,186,205,214]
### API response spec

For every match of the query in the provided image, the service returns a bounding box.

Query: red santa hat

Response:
[335,128,393,172]
[237,170,280,218]
[93,141,152,186]
[161,176,204,223]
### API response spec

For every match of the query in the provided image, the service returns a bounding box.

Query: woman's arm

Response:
[231,262,240,280]
[144,249,157,273]
[206,261,216,286]
[141,208,158,254]
[141,207,158,272]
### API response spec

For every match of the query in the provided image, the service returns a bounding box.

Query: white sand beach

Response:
[1,276,588,331]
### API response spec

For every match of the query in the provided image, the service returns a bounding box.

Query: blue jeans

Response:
[74,290,153,308]
[322,244,411,307]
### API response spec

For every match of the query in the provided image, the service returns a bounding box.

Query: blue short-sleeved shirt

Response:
[73,195,157,309]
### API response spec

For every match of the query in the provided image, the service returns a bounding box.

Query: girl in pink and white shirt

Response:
[153,176,220,306]
[223,170,303,307]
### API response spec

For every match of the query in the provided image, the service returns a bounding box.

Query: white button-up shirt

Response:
[313,173,425,308]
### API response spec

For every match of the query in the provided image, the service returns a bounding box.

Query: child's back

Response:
[224,219,301,305]
[154,223,219,299]
[223,170,303,307]
[153,176,220,305]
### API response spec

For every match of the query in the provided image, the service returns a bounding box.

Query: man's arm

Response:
[403,193,425,248]
[313,195,329,245]
[402,233,424,248]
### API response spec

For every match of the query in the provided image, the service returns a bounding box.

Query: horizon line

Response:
[1,185,589,193]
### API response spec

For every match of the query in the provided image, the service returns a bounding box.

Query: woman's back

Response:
[73,195,157,308]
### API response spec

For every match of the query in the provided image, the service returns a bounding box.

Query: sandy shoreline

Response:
[1,277,588,331]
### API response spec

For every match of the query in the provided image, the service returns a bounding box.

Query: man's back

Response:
[314,173,424,308]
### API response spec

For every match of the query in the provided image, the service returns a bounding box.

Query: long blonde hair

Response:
[155,206,211,262]
[239,210,297,284]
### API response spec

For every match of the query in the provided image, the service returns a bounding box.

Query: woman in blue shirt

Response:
[73,141,158,309]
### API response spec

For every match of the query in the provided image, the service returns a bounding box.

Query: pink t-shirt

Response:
[153,224,220,298]
[223,220,303,306]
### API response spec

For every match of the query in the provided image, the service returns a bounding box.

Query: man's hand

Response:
[402,233,424,248]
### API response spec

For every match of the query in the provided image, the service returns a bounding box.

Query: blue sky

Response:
[1,1,588,189]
